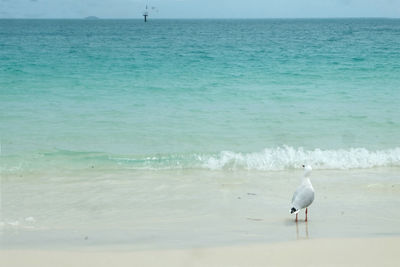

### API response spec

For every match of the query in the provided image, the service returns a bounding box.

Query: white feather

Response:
[290,165,315,213]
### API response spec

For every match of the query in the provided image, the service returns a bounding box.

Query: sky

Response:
[0,0,399,19]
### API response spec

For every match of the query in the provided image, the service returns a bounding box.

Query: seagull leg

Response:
[305,208,308,222]
[295,213,298,222]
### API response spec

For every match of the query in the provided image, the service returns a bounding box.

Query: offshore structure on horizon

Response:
[143,6,148,22]
[143,1,149,22]
[142,1,158,22]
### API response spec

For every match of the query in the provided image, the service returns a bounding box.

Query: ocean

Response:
[1,19,400,249]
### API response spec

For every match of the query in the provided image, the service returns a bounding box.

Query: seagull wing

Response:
[291,183,315,210]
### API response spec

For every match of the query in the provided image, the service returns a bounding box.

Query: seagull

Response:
[290,165,315,222]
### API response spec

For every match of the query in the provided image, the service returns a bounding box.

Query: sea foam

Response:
[3,147,400,173]
[109,146,400,170]
[203,146,400,170]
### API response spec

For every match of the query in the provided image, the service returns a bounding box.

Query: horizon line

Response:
[1,16,400,20]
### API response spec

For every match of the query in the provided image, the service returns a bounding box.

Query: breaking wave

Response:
[202,146,400,170]
[2,146,400,173]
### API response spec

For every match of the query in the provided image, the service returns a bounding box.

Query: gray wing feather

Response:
[291,184,315,210]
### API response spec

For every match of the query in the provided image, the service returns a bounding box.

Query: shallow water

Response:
[1,19,400,161]
[2,168,400,249]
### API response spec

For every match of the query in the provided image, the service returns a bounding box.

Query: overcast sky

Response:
[1,0,399,19]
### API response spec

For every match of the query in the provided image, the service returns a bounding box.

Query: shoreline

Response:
[1,237,399,267]
[2,168,400,250]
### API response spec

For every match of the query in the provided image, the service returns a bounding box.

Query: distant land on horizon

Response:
[84,16,100,20]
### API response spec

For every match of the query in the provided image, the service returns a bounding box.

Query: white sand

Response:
[2,237,399,267]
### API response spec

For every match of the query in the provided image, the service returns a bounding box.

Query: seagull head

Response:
[302,165,312,177]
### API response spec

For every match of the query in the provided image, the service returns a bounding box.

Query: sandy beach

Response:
[2,237,399,267]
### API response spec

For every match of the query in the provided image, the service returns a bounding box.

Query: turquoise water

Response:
[1,19,400,249]
[1,19,400,171]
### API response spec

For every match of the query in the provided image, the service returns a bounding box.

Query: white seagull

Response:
[290,165,315,222]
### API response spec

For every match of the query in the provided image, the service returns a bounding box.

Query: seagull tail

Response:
[290,207,299,214]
